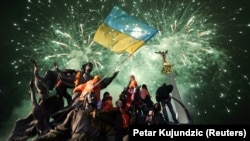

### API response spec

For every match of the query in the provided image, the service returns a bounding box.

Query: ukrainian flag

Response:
[94,6,158,55]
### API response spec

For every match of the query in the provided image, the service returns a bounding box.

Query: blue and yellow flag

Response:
[93,6,158,55]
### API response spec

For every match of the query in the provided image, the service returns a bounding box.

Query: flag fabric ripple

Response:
[94,6,158,54]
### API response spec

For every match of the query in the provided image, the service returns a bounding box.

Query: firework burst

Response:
[10,0,249,124]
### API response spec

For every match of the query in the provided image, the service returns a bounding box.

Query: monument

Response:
[155,50,192,124]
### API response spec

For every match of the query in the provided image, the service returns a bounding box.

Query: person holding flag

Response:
[33,6,159,141]
[73,75,101,104]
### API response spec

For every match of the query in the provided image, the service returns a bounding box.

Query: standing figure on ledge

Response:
[156,83,179,124]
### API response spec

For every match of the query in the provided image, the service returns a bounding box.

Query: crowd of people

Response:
[8,60,179,141]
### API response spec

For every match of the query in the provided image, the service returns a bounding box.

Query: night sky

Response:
[1,0,250,140]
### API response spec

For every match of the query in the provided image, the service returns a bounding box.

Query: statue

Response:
[155,50,174,74]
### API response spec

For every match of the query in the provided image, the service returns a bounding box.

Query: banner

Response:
[94,6,158,54]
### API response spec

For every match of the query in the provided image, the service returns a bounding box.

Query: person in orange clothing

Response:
[127,75,138,94]
[73,75,101,103]
[127,74,139,105]
[113,99,130,141]
[100,91,114,111]
[140,84,149,100]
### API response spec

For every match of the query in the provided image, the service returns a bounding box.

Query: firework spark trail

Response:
[10,0,249,124]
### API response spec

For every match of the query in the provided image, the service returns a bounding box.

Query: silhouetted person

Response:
[54,62,95,106]
[145,103,166,125]
[156,83,178,124]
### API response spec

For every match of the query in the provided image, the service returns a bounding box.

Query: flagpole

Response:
[91,5,158,87]
[87,37,132,80]
[94,53,133,87]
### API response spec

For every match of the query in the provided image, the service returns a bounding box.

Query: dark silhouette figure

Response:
[7,80,64,141]
[32,92,117,141]
[8,60,119,141]
[145,103,166,125]
[156,83,178,124]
